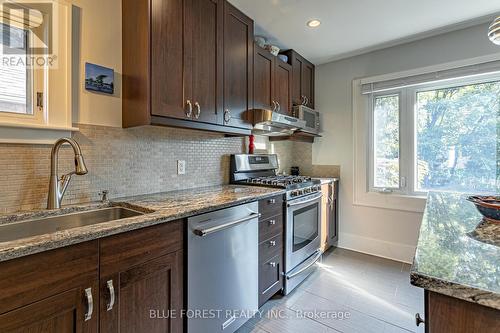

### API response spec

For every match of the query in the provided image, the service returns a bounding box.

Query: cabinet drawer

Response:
[259,233,282,264]
[100,220,183,277]
[0,241,98,315]
[259,214,283,242]
[259,254,283,307]
[259,195,284,219]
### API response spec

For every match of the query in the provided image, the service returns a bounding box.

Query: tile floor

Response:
[237,248,424,333]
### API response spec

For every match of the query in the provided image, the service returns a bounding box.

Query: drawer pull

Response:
[269,240,276,247]
[269,262,277,267]
[269,219,276,225]
[106,279,115,311]
[415,313,425,326]
[268,199,276,204]
[84,287,93,321]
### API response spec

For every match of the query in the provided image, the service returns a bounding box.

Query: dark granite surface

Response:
[0,185,285,262]
[410,192,500,310]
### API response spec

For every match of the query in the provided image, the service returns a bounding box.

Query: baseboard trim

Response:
[337,232,416,264]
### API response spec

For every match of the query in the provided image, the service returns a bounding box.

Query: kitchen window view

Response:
[0,23,31,115]
[371,78,500,195]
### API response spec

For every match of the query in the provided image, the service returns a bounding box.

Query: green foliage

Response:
[416,81,500,193]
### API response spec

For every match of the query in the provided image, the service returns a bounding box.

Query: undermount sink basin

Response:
[0,207,144,242]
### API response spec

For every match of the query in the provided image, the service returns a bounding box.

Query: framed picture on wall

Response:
[85,63,114,94]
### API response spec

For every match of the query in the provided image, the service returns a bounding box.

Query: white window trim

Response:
[353,53,500,213]
[0,0,77,144]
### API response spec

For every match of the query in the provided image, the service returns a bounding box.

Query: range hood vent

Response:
[249,109,306,136]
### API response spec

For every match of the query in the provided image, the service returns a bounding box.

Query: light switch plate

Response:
[177,160,186,175]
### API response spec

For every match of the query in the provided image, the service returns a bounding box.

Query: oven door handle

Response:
[287,193,322,207]
[193,212,261,236]
[286,249,322,279]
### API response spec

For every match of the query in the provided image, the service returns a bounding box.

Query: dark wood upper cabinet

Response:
[222,1,254,129]
[253,46,274,110]
[282,50,315,109]
[253,46,292,115]
[150,0,189,121]
[123,0,251,135]
[274,59,292,115]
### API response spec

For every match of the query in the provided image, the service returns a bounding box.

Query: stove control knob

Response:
[297,190,303,196]
[305,188,311,193]
[290,190,298,197]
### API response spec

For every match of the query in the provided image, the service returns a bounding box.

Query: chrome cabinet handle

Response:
[269,219,276,225]
[223,109,231,123]
[301,95,306,105]
[193,212,261,236]
[106,280,115,311]
[185,100,193,117]
[276,101,281,112]
[194,102,201,119]
[84,287,93,321]
[271,101,277,112]
[269,262,277,267]
[415,313,425,326]
[268,198,276,204]
[269,240,276,246]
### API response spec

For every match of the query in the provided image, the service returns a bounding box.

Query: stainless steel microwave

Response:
[292,105,320,134]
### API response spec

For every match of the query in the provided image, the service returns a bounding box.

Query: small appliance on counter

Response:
[291,166,300,176]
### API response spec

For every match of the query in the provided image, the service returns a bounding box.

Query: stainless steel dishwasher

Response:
[187,202,260,333]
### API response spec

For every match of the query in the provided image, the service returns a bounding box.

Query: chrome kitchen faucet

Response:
[47,138,88,209]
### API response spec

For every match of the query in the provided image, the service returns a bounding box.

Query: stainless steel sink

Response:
[0,207,144,242]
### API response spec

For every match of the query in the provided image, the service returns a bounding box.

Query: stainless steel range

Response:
[230,154,322,294]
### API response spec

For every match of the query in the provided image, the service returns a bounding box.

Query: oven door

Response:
[286,192,322,271]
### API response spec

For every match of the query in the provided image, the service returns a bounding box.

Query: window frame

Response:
[367,73,500,197]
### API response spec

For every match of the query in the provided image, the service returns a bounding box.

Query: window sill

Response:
[354,190,427,213]
[0,123,79,144]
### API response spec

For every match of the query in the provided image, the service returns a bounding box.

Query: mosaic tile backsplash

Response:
[0,124,245,213]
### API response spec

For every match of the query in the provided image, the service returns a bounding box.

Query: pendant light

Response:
[488,16,500,45]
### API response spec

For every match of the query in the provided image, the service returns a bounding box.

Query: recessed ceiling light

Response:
[307,19,321,28]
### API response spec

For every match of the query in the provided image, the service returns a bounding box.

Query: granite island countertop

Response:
[0,185,285,263]
[410,191,500,310]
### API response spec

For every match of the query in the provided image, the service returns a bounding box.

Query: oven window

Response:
[303,111,316,128]
[292,203,319,252]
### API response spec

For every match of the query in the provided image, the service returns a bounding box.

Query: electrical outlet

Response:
[177,160,186,175]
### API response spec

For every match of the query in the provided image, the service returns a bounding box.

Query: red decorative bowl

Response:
[467,196,500,222]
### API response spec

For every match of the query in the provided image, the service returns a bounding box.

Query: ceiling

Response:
[229,0,500,65]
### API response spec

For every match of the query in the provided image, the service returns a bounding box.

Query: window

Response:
[0,23,32,115]
[369,76,500,195]
[372,94,400,189]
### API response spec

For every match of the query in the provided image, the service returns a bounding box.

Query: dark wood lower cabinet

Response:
[99,251,183,333]
[424,290,500,333]
[258,194,285,307]
[0,221,184,333]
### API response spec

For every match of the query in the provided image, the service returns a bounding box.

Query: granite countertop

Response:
[410,192,500,310]
[0,185,285,263]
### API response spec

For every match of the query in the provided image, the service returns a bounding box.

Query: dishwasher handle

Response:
[193,212,261,237]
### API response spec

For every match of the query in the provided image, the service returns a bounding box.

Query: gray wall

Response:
[314,23,500,262]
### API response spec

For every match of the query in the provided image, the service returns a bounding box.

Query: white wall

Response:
[72,0,122,127]
[314,23,500,263]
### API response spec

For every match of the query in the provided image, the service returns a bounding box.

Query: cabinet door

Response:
[191,0,223,124]
[274,60,292,115]
[302,61,315,108]
[100,251,183,333]
[254,46,274,110]
[151,0,191,120]
[0,288,97,333]
[223,1,253,129]
[259,254,283,307]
